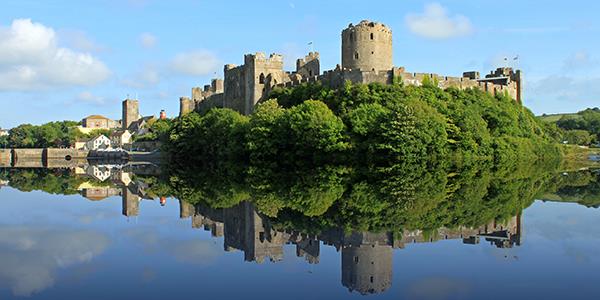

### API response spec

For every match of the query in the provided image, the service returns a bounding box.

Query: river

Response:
[0,164,599,299]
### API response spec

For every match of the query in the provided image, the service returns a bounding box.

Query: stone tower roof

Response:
[346,20,392,33]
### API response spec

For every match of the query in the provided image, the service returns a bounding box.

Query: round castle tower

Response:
[341,20,393,72]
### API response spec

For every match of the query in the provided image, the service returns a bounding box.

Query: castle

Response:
[179,20,523,117]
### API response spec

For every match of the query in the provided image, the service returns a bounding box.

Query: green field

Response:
[537,113,581,123]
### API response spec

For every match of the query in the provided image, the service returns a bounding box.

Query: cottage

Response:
[110,130,132,148]
[82,115,120,129]
[85,135,112,150]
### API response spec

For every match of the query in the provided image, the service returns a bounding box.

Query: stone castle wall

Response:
[122,99,139,130]
[0,149,11,167]
[342,20,393,72]
[180,20,523,117]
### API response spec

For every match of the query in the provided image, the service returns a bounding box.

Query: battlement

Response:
[296,52,320,78]
[297,52,320,65]
[245,52,284,64]
[225,64,238,70]
[178,19,523,117]
[345,20,392,34]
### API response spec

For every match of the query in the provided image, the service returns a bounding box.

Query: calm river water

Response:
[0,166,599,300]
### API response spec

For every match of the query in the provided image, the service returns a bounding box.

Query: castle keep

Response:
[179,20,523,117]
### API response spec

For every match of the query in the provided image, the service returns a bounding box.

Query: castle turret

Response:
[179,97,194,117]
[341,20,393,72]
[341,244,392,295]
[296,52,320,78]
[122,98,139,130]
[122,186,139,217]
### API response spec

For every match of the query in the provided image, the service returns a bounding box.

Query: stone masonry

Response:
[179,20,523,117]
[184,200,522,295]
[122,99,140,130]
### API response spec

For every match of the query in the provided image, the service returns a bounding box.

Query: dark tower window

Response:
[370,276,374,283]
[354,52,359,60]
[349,32,353,41]
[259,73,265,84]
[309,70,313,76]
[370,33,374,40]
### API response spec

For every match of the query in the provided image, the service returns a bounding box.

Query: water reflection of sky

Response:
[1,186,599,300]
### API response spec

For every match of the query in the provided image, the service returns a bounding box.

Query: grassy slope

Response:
[537,113,581,123]
[560,145,600,171]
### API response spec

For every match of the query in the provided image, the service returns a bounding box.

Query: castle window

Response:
[370,33,374,40]
[354,52,359,60]
[354,256,359,263]
[370,276,374,283]
[349,32,353,41]
[309,70,313,76]
[259,73,265,84]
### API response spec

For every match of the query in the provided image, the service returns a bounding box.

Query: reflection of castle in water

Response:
[2,164,523,296]
[75,163,160,217]
[178,200,522,295]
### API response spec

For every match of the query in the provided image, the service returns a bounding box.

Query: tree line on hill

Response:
[541,108,600,146]
[166,81,560,170]
[0,118,174,149]
[0,121,111,148]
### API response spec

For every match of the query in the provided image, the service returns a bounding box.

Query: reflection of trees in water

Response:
[2,164,599,296]
[162,156,564,235]
[2,162,596,235]
[541,170,600,208]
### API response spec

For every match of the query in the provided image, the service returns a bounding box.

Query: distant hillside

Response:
[537,108,600,145]
[538,113,581,123]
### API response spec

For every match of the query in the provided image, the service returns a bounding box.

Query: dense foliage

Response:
[541,108,600,145]
[167,82,559,169]
[157,81,564,232]
[4,121,110,148]
[0,169,87,195]
[134,118,174,142]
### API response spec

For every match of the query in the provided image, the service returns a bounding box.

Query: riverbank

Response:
[560,145,600,171]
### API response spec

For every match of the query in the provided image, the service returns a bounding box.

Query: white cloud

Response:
[0,226,109,296]
[77,91,106,105]
[563,51,596,70]
[406,3,473,39]
[408,277,471,300]
[139,32,157,49]
[59,29,108,53]
[121,64,160,88]
[527,75,600,113]
[0,19,110,91]
[169,50,220,76]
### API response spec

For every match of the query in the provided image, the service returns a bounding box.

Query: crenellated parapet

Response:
[178,20,523,117]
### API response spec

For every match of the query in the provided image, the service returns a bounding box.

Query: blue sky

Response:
[0,0,599,128]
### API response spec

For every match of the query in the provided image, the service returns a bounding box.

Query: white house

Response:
[86,135,112,150]
[0,128,8,137]
[110,130,132,148]
[86,165,112,182]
